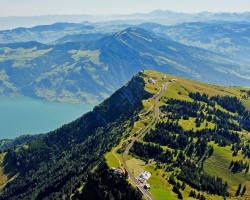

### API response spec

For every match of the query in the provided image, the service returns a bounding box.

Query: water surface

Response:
[0,97,95,139]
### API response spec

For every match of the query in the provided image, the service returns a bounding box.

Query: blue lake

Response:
[0,97,95,139]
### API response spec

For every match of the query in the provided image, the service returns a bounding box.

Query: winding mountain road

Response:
[122,80,172,200]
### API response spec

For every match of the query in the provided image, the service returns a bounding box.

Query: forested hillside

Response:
[0,134,42,151]
[0,73,149,199]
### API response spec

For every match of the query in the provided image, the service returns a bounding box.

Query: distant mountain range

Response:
[1,10,250,30]
[0,27,249,103]
[0,20,249,66]
[0,23,96,44]
[139,21,250,65]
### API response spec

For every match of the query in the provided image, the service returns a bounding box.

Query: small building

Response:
[148,77,156,84]
[138,171,151,181]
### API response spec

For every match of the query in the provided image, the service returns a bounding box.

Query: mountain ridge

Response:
[0,70,249,199]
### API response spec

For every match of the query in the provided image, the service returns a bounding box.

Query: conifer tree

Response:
[241,185,246,197]
[235,184,242,196]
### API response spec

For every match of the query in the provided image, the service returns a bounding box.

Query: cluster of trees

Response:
[162,98,203,119]
[189,92,250,131]
[72,162,142,200]
[211,95,245,115]
[130,91,250,199]
[144,122,216,161]
[189,92,247,117]
[189,92,210,103]
[200,174,228,197]
[130,141,173,164]
[159,94,243,149]
[144,121,187,150]
[177,160,201,189]
[207,109,241,131]
[240,89,250,97]
[235,184,247,197]
[194,138,213,158]
[162,95,245,131]
[241,90,250,100]
[191,128,240,147]
[229,160,249,173]
[242,142,250,158]
[168,173,186,199]
[189,190,206,200]
[131,141,163,159]
[131,137,211,167]
[178,160,228,196]
[146,122,239,155]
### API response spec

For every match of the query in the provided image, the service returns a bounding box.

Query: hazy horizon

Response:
[0,9,250,18]
[1,0,250,17]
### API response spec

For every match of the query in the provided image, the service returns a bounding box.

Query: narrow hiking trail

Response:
[109,73,173,200]
[110,76,162,168]
[122,80,172,200]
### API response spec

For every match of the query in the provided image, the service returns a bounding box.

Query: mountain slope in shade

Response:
[0,73,150,199]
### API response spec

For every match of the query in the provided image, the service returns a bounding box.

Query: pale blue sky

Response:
[1,0,250,16]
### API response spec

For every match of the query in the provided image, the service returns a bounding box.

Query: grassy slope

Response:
[204,142,250,196]
[105,70,250,200]
[0,153,7,190]
[0,153,18,191]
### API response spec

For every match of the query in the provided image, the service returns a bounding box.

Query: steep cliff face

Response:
[93,73,150,123]
[0,72,150,200]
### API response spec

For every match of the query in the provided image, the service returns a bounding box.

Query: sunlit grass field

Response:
[105,70,250,200]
